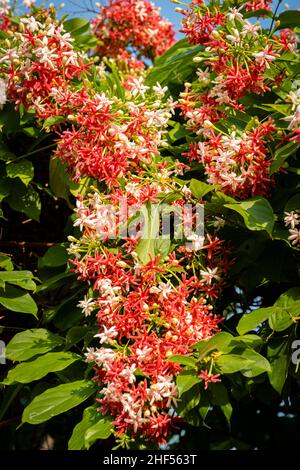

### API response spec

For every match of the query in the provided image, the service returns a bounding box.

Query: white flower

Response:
[287,89,300,111]
[253,47,277,68]
[196,67,210,83]
[77,296,97,316]
[200,267,220,285]
[95,325,118,344]
[119,364,137,384]
[226,28,241,44]
[241,21,260,37]
[150,281,173,299]
[227,6,244,22]
[186,233,205,251]
[0,79,7,110]
[284,211,299,229]
[153,82,168,98]
[288,228,300,246]
[23,0,36,7]
[283,106,300,130]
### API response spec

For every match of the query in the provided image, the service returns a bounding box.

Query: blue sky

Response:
[46,0,300,38]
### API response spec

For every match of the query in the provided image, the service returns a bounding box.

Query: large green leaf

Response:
[276,10,300,30]
[135,203,160,264]
[84,418,113,449]
[7,182,41,221]
[268,340,289,394]
[192,332,234,359]
[237,307,275,335]
[190,179,217,200]
[38,245,68,268]
[167,355,197,368]
[225,197,275,235]
[176,373,201,397]
[240,349,271,377]
[215,354,254,374]
[22,380,96,425]
[68,407,100,450]
[6,160,34,186]
[270,142,299,175]
[210,382,232,427]
[0,285,38,317]
[3,352,80,385]
[0,270,36,290]
[6,328,64,361]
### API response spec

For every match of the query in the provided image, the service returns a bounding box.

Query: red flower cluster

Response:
[2,16,89,113]
[178,1,297,199]
[186,120,277,199]
[71,188,224,444]
[92,0,175,61]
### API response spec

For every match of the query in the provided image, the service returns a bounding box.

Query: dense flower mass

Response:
[70,187,226,443]
[1,0,299,448]
[178,0,299,198]
[92,0,175,61]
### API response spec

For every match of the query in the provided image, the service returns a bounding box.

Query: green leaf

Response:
[43,116,65,129]
[237,307,275,335]
[135,203,160,265]
[210,382,232,427]
[0,285,38,317]
[176,373,201,397]
[0,270,36,290]
[176,384,201,417]
[268,309,294,332]
[39,245,68,268]
[0,178,11,201]
[215,354,254,374]
[6,160,34,186]
[0,254,13,271]
[240,349,271,377]
[225,197,275,235]
[270,142,298,175]
[22,380,96,425]
[231,334,263,348]
[192,332,234,359]
[267,340,289,394]
[7,182,41,221]
[64,18,90,36]
[36,272,74,294]
[276,10,300,30]
[167,355,197,368]
[68,407,100,450]
[84,417,113,449]
[269,288,300,331]
[6,328,64,361]
[285,194,300,213]
[190,179,217,200]
[3,352,80,385]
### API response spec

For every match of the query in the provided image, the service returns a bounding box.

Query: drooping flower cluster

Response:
[186,120,277,198]
[178,1,299,199]
[0,4,232,446]
[70,185,226,443]
[92,0,175,62]
[1,13,89,115]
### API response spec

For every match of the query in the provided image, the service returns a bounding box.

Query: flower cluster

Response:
[178,1,299,199]
[70,185,226,444]
[284,211,300,248]
[2,13,89,114]
[186,119,277,199]
[0,4,233,446]
[91,0,175,62]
